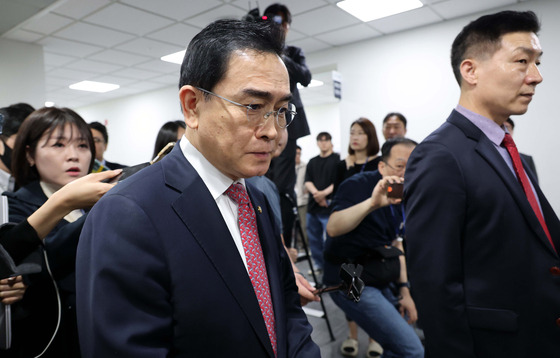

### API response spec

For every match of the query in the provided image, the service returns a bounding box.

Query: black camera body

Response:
[242,7,261,22]
[242,7,283,25]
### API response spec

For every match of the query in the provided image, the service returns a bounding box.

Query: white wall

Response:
[297,102,342,163]
[75,0,560,213]
[0,39,45,108]
[77,86,183,165]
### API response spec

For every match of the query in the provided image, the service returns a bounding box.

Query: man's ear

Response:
[460,58,478,86]
[378,160,386,176]
[179,85,200,130]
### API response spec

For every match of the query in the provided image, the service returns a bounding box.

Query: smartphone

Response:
[102,163,150,184]
[386,182,404,199]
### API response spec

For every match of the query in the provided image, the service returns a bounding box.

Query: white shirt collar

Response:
[40,181,83,223]
[179,137,245,198]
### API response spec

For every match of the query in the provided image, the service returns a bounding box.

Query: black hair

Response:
[9,103,35,113]
[12,107,95,186]
[506,117,515,129]
[316,132,332,141]
[89,121,109,143]
[380,137,417,162]
[451,11,540,85]
[178,19,284,93]
[382,112,407,128]
[174,120,186,129]
[152,121,185,158]
[0,103,35,138]
[348,117,380,157]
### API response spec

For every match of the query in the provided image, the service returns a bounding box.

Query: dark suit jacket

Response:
[404,110,560,358]
[265,46,312,196]
[103,159,127,170]
[76,145,319,358]
[283,45,311,140]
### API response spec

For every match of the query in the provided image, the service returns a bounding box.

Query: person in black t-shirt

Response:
[304,132,339,273]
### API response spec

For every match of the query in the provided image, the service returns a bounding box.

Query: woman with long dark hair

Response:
[151,120,185,159]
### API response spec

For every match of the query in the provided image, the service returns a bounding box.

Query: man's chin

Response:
[243,163,271,179]
[511,102,531,115]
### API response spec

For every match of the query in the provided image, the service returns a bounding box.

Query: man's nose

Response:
[527,63,543,85]
[256,115,278,142]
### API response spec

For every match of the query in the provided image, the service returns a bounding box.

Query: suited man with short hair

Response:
[405,11,560,358]
[76,19,320,358]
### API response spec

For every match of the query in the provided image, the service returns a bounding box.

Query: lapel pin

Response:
[257,206,262,214]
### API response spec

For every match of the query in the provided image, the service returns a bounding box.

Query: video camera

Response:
[242,6,283,25]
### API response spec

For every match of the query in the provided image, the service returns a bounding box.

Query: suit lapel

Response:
[449,112,558,256]
[162,147,275,357]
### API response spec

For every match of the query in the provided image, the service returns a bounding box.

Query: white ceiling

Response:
[1,0,532,108]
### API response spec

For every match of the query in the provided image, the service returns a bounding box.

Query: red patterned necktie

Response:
[502,133,556,253]
[226,183,277,356]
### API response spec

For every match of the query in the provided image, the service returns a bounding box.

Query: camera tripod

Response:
[289,200,335,342]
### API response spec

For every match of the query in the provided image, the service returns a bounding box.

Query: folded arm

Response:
[283,46,312,87]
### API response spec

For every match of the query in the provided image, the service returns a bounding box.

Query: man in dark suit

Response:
[404,11,560,358]
[76,19,320,358]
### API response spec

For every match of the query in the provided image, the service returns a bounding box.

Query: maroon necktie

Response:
[502,133,556,253]
[226,183,277,356]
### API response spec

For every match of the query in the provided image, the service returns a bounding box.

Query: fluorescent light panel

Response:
[337,0,423,22]
[161,50,186,65]
[69,81,119,93]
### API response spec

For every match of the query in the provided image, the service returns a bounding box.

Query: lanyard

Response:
[359,156,370,173]
[389,204,406,239]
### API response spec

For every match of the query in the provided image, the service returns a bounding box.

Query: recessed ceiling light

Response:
[45,101,55,107]
[337,0,423,22]
[297,79,324,89]
[161,50,186,65]
[69,81,119,93]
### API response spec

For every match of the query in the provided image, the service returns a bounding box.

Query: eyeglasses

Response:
[195,87,296,129]
[383,160,406,173]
